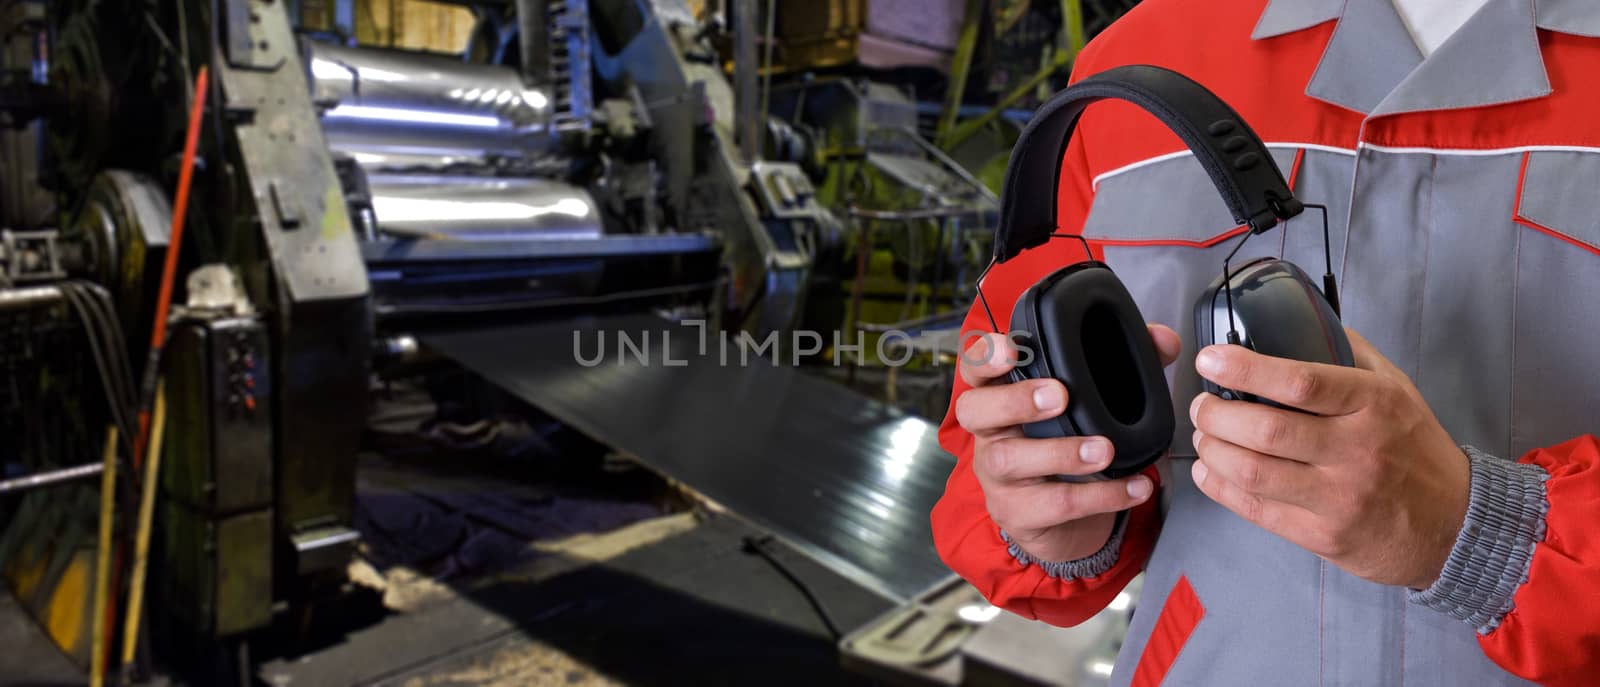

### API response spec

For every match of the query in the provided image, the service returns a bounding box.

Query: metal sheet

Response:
[423,314,958,602]
[366,174,603,241]
[307,41,552,163]
[360,234,718,263]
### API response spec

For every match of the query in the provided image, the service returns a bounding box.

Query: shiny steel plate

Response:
[425,314,958,602]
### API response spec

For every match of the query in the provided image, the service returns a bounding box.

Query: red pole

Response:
[132,65,208,470]
[101,65,209,685]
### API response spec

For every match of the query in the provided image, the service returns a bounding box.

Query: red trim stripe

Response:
[1130,576,1206,687]
[1092,225,1250,249]
[1089,149,1302,251]
[1512,151,1600,257]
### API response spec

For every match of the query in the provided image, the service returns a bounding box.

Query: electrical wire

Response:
[741,535,844,640]
[58,283,136,459]
[84,285,138,408]
[66,282,137,409]
[70,283,136,414]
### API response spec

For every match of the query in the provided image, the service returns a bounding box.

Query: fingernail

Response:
[1033,386,1063,412]
[1196,348,1222,376]
[1189,394,1205,423]
[1193,461,1209,486]
[1079,438,1111,466]
[1191,429,1203,450]
[1127,476,1153,500]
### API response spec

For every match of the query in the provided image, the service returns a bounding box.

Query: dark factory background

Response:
[0,1,1140,684]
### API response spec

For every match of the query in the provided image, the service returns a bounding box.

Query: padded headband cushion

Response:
[994,64,1302,263]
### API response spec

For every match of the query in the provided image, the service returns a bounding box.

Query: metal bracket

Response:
[291,525,360,575]
[0,229,65,282]
[183,264,256,317]
[223,0,286,72]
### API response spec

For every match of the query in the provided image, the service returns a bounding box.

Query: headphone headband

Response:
[994,65,1302,263]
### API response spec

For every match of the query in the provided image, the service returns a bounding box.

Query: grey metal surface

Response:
[361,233,717,263]
[592,0,810,334]
[734,0,760,167]
[838,575,1135,687]
[0,284,62,311]
[867,152,980,202]
[308,41,552,165]
[515,0,550,89]
[366,174,603,241]
[0,593,82,682]
[0,461,103,494]
[424,313,958,602]
[216,1,371,573]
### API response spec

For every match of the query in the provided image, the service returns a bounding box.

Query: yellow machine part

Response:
[2,486,102,665]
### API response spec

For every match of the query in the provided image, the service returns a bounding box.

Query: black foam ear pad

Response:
[1009,263,1174,481]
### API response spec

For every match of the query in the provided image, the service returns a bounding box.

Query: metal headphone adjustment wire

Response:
[1215,202,1338,345]
[973,232,1096,333]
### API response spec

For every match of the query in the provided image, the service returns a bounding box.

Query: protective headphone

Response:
[978,64,1346,482]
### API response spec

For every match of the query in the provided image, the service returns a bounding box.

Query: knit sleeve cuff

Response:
[1000,512,1127,580]
[1408,445,1549,634]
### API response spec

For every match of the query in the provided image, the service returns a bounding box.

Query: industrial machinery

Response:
[0,0,847,676]
[0,0,1131,683]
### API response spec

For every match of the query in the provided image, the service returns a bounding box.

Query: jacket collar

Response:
[1251,0,1600,115]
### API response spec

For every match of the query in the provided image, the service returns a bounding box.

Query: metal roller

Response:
[306,41,554,166]
[365,174,603,241]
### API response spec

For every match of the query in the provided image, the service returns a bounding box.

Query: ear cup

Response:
[1194,258,1354,411]
[1009,263,1175,481]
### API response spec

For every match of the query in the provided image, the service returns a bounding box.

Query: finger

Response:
[998,475,1156,532]
[959,333,1020,387]
[1191,459,1318,541]
[954,379,1068,434]
[1194,344,1373,416]
[1192,429,1320,508]
[1189,393,1332,463]
[978,436,1115,483]
[1148,323,1182,368]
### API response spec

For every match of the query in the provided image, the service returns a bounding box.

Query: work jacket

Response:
[932,0,1600,685]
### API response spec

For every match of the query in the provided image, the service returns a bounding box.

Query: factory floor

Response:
[1,390,896,686]
[256,452,894,687]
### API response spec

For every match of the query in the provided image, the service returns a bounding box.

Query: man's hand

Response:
[956,327,1180,563]
[1189,329,1470,589]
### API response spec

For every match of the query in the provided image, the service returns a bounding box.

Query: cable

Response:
[58,283,136,458]
[82,284,137,409]
[68,283,136,414]
[741,535,844,641]
[65,283,136,410]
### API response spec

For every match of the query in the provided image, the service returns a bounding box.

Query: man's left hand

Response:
[1189,329,1471,590]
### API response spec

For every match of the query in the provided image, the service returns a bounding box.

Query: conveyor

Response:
[425,313,958,602]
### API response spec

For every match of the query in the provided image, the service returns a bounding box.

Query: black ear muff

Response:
[979,64,1306,481]
[1009,262,1174,481]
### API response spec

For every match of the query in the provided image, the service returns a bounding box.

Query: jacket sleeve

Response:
[928,50,1163,628]
[1406,435,1600,686]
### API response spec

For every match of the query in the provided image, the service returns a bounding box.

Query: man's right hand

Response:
[954,327,1181,563]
